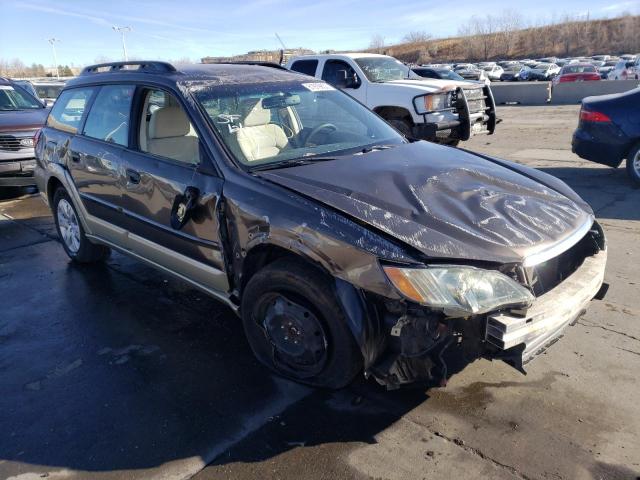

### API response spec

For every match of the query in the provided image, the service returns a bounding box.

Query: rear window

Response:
[290,60,318,77]
[83,85,134,146]
[562,65,596,74]
[47,88,94,134]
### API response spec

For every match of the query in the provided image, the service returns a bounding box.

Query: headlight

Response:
[383,265,534,317]
[414,92,452,114]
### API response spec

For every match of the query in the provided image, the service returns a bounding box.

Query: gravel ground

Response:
[1,105,638,480]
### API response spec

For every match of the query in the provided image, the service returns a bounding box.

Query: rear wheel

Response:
[626,143,640,187]
[241,258,362,389]
[53,188,110,263]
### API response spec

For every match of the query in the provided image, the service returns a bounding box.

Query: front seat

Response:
[236,99,288,162]
[147,106,199,164]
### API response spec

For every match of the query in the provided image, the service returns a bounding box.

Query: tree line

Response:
[369,13,639,63]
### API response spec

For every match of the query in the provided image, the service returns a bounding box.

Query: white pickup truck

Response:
[286,53,497,146]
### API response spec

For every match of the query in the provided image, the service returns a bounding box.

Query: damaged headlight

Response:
[414,92,452,114]
[383,265,534,317]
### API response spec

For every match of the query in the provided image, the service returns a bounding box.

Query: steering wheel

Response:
[304,123,337,146]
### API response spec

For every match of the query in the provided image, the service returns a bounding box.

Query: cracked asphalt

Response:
[1,105,639,480]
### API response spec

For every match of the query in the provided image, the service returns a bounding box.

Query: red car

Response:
[552,64,601,85]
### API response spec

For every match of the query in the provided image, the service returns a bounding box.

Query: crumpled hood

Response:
[0,108,48,133]
[259,142,593,264]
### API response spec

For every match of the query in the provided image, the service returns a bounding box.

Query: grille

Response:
[0,135,22,152]
[523,226,604,297]
[462,87,488,114]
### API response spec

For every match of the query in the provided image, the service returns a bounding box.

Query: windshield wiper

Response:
[249,156,336,172]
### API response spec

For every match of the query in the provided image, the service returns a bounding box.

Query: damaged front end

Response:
[362,223,607,390]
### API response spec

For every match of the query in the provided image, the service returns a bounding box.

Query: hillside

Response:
[367,15,640,63]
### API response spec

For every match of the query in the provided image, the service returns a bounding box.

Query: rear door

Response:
[67,84,135,241]
[119,86,228,294]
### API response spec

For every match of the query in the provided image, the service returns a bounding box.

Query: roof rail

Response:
[212,61,288,71]
[80,61,177,76]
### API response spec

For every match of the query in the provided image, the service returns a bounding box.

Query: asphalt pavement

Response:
[1,105,639,480]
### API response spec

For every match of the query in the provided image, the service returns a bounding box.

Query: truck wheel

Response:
[241,258,362,389]
[626,143,640,187]
[53,188,110,263]
[387,118,413,138]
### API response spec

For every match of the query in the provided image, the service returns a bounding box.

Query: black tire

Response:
[241,258,362,389]
[626,143,640,187]
[52,188,110,263]
[440,138,460,147]
[387,117,413,138]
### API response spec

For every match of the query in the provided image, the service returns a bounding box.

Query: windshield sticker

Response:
[302,83,335,92]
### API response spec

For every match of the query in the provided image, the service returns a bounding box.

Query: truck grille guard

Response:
[453,86,497,141]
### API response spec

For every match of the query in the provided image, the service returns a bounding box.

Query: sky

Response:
[0,0,637,67]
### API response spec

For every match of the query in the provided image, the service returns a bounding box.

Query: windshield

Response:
[0,85,43,111]
[35,85,64,99]
[534,64,551,70]
[353,57,416,82]
[192,80,404,168]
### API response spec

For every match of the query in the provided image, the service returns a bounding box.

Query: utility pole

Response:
[112,26,132,61]
[48,38,61,79]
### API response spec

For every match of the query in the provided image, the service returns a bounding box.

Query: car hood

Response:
[383,78,479,92]
[259,142,593,264]
[0,108,49,133]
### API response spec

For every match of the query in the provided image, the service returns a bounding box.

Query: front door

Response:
[119,87,228,295]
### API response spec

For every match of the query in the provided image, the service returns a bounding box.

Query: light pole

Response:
[48,38,61,79]
[112,26,132,61]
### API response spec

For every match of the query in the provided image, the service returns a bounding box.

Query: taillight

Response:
[559,76,571,82]
[580,109,611,123]
[587,74,601,81]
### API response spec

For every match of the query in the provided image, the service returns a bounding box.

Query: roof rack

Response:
[211,61,288,71]
[80,61,177,76]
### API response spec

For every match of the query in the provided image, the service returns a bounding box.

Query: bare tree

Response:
[497,10,523,57]
[402,31,432,44]
[369,34,386,53]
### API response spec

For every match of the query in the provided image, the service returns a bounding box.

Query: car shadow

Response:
[538,165,640,222]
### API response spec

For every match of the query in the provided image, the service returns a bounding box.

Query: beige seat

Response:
[147,106,199,164]
[236,99,288,162]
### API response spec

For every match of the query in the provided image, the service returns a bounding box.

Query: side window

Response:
[83,85,134,146]
[321,60,360,89]
[46,88,94,134]
[290,60,318,77]
[138,89,200,165]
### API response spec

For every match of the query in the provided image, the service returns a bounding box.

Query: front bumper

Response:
[0,159,37,186]
[487,247,607,364]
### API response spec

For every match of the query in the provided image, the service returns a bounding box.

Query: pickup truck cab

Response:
[286,53,496,146]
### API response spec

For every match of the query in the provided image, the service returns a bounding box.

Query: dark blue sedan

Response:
[572,87,640,186]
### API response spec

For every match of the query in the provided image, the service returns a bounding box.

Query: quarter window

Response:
[83,85,134,146]
[290,60,318,77]
[46,88,94,134]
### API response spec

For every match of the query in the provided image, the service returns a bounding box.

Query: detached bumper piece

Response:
[487,248,607,369]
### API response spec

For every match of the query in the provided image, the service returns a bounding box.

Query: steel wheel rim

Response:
[260,293,328,377]
[633,150,640,176]
[57,199,81,253]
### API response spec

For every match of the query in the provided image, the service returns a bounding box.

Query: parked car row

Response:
[421,53,640,82]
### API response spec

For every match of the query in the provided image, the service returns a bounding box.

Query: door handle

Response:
[126,168,141,184]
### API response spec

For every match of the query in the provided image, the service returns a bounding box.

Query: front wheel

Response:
[53,188,110,263]
[626,143,640,187]
[241,258,362,389]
